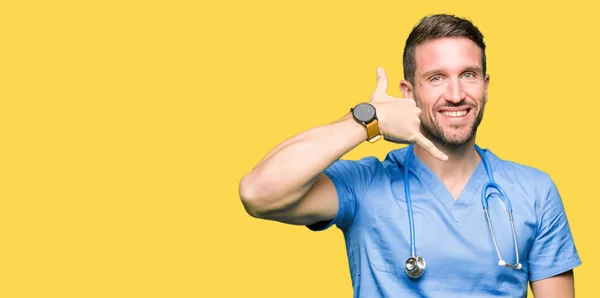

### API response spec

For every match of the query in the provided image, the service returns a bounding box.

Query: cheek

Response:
[415,87,442,106]
[419,102,438,122]
[419,85,445,97]
[415,90,443,117]
[462,82,486,98]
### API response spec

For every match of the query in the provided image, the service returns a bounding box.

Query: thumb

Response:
[373,67,389,97]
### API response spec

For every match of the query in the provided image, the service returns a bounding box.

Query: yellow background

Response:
[1,0,596,297]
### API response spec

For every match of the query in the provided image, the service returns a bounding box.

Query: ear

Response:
[400,79,414,99]
[483,73,490,103]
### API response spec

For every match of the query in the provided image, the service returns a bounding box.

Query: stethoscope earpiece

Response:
[498,259,522,270]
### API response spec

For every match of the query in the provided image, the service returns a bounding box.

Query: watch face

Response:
[353,103,376,122]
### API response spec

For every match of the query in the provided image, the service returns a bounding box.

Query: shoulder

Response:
[328,155,382,173]
[496,157,550,181]
[325,147,409,184]
[482,146,554,195]
[330,146,410,172]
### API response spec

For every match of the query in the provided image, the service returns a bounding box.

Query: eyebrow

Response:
[420,66,483,79]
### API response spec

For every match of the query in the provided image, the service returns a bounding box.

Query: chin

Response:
[438,128,476,147]
[441,138,472,148]
[423,116,482,148]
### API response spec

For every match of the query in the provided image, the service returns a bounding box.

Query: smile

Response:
[440,109,469,117]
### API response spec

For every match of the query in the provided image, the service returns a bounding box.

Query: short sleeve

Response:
[306,156,379,232]
[527,175,582,281]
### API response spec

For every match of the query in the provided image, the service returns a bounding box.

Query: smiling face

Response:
[401,37,490,147]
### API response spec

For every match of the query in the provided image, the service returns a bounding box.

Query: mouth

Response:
[437,107,472,121]
[441,110,469,117]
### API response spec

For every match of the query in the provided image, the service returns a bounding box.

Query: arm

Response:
[530,270,574,298]
[527,175,581,296]
[238,67,447,226]
[239,113,367,225]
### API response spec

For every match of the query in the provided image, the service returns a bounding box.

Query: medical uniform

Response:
[307,145,581,297]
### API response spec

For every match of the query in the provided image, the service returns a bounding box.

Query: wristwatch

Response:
[351,102,381,143]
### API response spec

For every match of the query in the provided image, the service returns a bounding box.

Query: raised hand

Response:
[370,67,448,161]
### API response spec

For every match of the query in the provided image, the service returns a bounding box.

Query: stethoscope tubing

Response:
[404,144,417,258]
[402,144,522,277]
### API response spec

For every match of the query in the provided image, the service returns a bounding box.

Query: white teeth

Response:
[442,110,468,117]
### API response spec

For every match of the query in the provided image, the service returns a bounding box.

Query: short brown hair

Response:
[403,14,486,84]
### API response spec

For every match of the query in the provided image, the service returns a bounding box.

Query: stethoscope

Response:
[402,144,522,279]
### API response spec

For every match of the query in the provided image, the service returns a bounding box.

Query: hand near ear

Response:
[370,67,448,161]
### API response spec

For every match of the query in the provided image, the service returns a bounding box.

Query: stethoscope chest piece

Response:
[405,256,426,278]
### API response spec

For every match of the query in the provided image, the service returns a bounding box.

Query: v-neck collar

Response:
[405,144,500,222]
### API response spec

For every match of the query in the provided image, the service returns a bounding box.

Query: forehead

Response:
[414,37,482,75]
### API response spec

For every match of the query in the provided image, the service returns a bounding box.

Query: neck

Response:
[413,133,481,197]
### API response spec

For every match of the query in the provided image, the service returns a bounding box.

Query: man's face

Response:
[402,37,489,147]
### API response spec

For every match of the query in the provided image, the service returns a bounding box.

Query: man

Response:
[239,14,581,297]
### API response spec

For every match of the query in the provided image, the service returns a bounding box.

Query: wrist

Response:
[343,115,372,143]
[350,102,382,143]
[371,101,388,133]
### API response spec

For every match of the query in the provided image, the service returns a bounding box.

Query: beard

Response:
[420,103,485,148]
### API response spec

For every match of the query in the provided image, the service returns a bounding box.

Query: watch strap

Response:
[366,120,381,143]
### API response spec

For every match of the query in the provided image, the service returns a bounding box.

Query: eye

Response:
[462,72,476,79]
[430,75,443,82]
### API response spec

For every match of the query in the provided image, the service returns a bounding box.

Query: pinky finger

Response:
[414,134,448,161]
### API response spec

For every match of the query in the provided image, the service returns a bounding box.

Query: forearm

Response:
[255,113,354,167]
[530,270,575,298]
[239,114,366,214]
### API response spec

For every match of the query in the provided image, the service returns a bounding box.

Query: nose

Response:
[444,78,466,103]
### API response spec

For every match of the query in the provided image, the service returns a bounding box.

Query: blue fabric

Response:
[307,145,581,297]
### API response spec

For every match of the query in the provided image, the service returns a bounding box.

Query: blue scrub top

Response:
[308,145,581,297]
